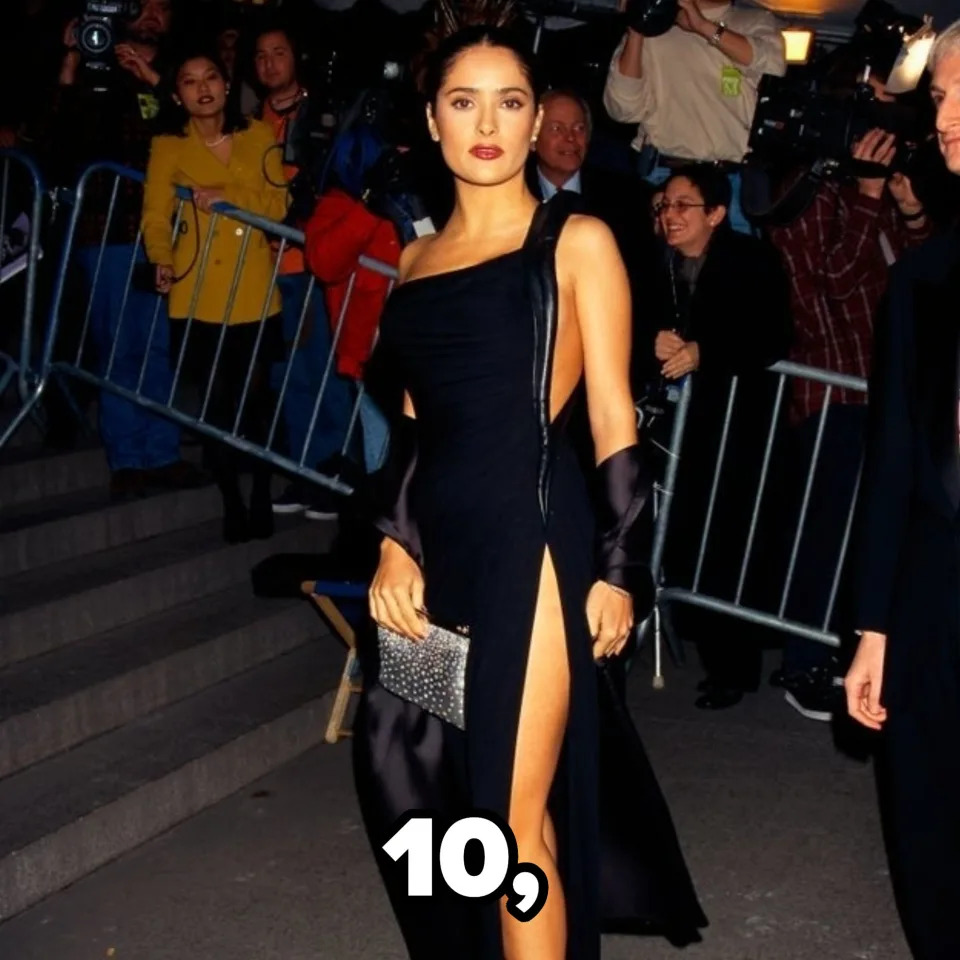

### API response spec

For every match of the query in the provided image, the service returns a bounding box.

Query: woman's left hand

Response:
[587,581,635,661]
[193,186,226,214]
[661,341,700,379]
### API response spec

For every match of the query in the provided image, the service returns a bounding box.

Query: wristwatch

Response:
[709,21,727,47]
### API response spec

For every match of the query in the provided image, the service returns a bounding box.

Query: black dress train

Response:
[354,196,707,959]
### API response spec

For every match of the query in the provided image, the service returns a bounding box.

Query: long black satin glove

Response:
[595,443,656,621]
[371,414,423,567]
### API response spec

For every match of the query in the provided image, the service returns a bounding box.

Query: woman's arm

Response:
[562,215,638,462]
[369,390,426,640]
[142,136,179,266]
[561,216,653,655]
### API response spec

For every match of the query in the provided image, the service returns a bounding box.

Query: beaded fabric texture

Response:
[377,622,470,730]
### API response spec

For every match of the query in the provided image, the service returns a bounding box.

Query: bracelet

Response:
[901,208,926,222]
[709,21,727,48]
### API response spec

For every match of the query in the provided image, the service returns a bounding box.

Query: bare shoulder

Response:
[397,233,439,284]
[557,213,622,279]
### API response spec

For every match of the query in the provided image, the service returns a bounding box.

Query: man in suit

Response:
[529,89,654,250]
[845,20,960,959]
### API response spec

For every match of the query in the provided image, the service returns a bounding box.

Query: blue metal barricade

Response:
[0,149,47,447]
[30,161,395,494]
[645,360,869,688]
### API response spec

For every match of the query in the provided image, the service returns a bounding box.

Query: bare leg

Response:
[501,548,570,960]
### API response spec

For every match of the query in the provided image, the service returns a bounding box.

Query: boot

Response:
[248,465,275,540]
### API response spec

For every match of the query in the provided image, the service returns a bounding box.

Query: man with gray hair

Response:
[846,19,960,959]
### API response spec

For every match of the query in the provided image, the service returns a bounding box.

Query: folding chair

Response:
[301,578,368,743]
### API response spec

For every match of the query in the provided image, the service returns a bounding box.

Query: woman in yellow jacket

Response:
[143,48,289,543]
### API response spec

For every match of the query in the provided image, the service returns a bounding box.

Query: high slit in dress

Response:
[353,201,707,960]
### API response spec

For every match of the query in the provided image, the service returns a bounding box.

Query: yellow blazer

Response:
[142,119,288,324]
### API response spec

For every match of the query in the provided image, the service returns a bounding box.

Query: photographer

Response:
[43,0,203,500]
[603,0,786,233]
[766,65,932,723]
[251,23,360,521]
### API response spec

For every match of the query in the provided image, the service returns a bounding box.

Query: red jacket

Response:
[304,189,401,380]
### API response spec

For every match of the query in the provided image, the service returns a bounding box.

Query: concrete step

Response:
[0,586,330,779]
[0,516,334,669]
[0,642,344,921]
[0,483,221,578]
[0,444,108,510]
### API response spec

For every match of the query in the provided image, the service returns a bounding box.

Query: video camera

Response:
[77,0,141,77]
[520,0,677,37]
[748,1,934,180]
[741,1,939,225]
[749,72,926,179]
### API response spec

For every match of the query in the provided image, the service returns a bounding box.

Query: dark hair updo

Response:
[667,165,733,213]
[422,26,543,106]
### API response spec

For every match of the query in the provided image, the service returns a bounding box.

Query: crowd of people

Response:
[1,0,951,716]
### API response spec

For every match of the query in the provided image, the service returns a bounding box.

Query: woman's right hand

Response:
[155,264,174,294]
[369,539,427,641]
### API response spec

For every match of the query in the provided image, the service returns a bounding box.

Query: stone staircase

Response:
[0,419,344,921]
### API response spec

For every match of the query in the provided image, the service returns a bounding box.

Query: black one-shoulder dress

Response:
[353,202,706,960]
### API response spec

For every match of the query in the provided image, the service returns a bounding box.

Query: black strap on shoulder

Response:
[524,192,581,522]
[524,189,582,253]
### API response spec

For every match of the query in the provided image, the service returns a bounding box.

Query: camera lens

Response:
[80,20,113,55]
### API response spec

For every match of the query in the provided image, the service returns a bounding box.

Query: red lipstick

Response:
[469,145,503,160]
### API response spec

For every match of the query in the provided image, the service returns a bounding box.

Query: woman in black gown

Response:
[356,27,706,960]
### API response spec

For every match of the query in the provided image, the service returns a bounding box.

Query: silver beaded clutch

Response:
[377,621,470,730]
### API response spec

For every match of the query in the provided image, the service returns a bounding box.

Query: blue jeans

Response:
[76,244,181,471]
[272,273,356,469]
[645,162,754,236]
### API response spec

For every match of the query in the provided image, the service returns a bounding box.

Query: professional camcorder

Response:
[749,73,927,178]
[748,0,934,178]
[742,0,937,224]
[520,0,678,36]
[77,0,141,78]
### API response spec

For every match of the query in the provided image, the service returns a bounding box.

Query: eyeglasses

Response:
[655,200,706,214]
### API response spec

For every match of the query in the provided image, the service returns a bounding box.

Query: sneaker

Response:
[304,487,343,521]
[272,483,309,515]
[783,667,844,722]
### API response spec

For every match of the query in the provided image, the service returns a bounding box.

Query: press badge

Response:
[721,65,742,97]
[137,93,160,121]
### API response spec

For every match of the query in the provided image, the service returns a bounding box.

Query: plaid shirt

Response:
[769,181,931,424]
